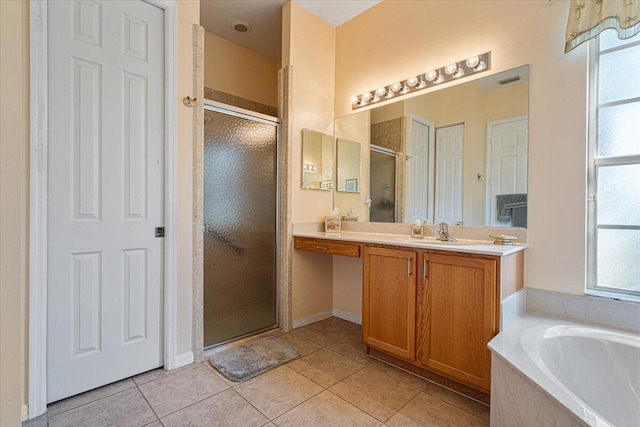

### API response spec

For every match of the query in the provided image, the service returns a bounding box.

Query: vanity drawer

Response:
[294,237,361,257]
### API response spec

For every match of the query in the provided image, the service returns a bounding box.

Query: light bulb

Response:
[351,95,359,105]
[465,55,480,68]
[376,87,387,96]
[390,82,402,92]
[371,94,380,103]
[425,70,438,81]
[444,63,459,75]
[453,68,465,78]
[434,74,444,84]
[417,80,427,89]
[407,77,419,87]
[474,61,487,71]
[361,92,372,100]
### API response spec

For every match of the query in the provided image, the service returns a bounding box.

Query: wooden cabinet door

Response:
[363,246,417,361]
[416,252,497,392]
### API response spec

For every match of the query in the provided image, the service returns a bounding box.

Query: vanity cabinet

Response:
[363,247,499,394]
[362,246,416,360]
[416,252,497,392]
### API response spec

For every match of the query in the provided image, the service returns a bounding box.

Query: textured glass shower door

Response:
[370,146,397,223]
[203,105,278,347]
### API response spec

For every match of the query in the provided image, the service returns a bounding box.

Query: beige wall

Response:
[204,31,278,107]
[0,1,29,424]
[284,2,336,323]
[0,1,199,422]
[335,0,588,296]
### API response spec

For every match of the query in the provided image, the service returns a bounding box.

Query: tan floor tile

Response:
[143,421,163,427]
[132,363,194,386]
[329,339,371,365]
[203,361,241,387]
[367,359,434,391]
[278,333,323,356]
[138,363,229,418]
[48,388,156,427]
[288,348,365,388]
[420,382,490,422]
[47,378,136,416]
[161,389,267,427]
[273,391,380,427]
[329,367,420,422]
[386,392,488,427]
[235,365,323,419]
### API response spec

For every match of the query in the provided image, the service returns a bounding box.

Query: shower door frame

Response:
[202,100,281,348]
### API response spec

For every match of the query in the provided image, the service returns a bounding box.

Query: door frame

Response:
[28,0,178,417]
[484,115,528,225]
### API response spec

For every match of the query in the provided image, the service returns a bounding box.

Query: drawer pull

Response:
[408,257,412,276]
[315,245,329,250]
[424,259,428,280]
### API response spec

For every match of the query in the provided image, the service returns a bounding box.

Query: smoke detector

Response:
[231,20,251,33]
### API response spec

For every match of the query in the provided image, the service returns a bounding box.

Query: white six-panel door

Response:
[434,125,464,225]
[407,117,434,224]
[47,0,165,402]
[486,117,528,226]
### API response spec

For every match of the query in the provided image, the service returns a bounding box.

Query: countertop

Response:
[293,230,527,256]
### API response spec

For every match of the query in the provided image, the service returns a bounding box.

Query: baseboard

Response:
[332,309,362,325]
[292,310,333,329]
[175,351,194,368]
[21,404,28,422]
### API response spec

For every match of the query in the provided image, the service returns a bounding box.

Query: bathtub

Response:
[488,314,640,427]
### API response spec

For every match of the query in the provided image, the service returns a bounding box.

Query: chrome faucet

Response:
[437,222,457,242]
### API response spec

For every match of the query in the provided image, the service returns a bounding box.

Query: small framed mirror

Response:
[336,138,361,193]
[301,129,333,190]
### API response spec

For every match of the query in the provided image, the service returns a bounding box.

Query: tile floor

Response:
[24,317,489,427]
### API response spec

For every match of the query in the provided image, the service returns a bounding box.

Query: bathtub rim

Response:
[488,313,639,427]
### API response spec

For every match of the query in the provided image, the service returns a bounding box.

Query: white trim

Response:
[28,0,179,417]
[175,351,195,368]
[28,0,49,417]
[332,309,362,325]
[292,310,333,329]
[21,405,29,422]
[484,115,528,226]
[146,0,179,372]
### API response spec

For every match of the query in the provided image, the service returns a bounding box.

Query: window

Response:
[588,30,640,298]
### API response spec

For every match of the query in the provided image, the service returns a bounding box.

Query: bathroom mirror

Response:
[301,129,334,190]
[334,65,529,227]
[336,138,361,193]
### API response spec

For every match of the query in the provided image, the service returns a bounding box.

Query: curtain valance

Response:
[566,0,640,52]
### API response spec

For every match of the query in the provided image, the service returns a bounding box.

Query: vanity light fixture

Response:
[303,163,317,172]
[351,51,491,110]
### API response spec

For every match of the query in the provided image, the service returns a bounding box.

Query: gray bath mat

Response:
[209,337,300,382]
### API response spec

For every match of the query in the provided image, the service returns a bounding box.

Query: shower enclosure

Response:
[370,145,397,223]
[203,102,279,347]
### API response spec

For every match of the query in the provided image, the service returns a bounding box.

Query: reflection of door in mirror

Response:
[407,116,435,224]
[370,146,397,222]
[434,125,464,225]
[486,116,528,226]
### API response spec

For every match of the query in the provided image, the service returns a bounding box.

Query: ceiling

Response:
[200,0,381,61]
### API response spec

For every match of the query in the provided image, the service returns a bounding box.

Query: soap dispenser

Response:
[411,219,424,238]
